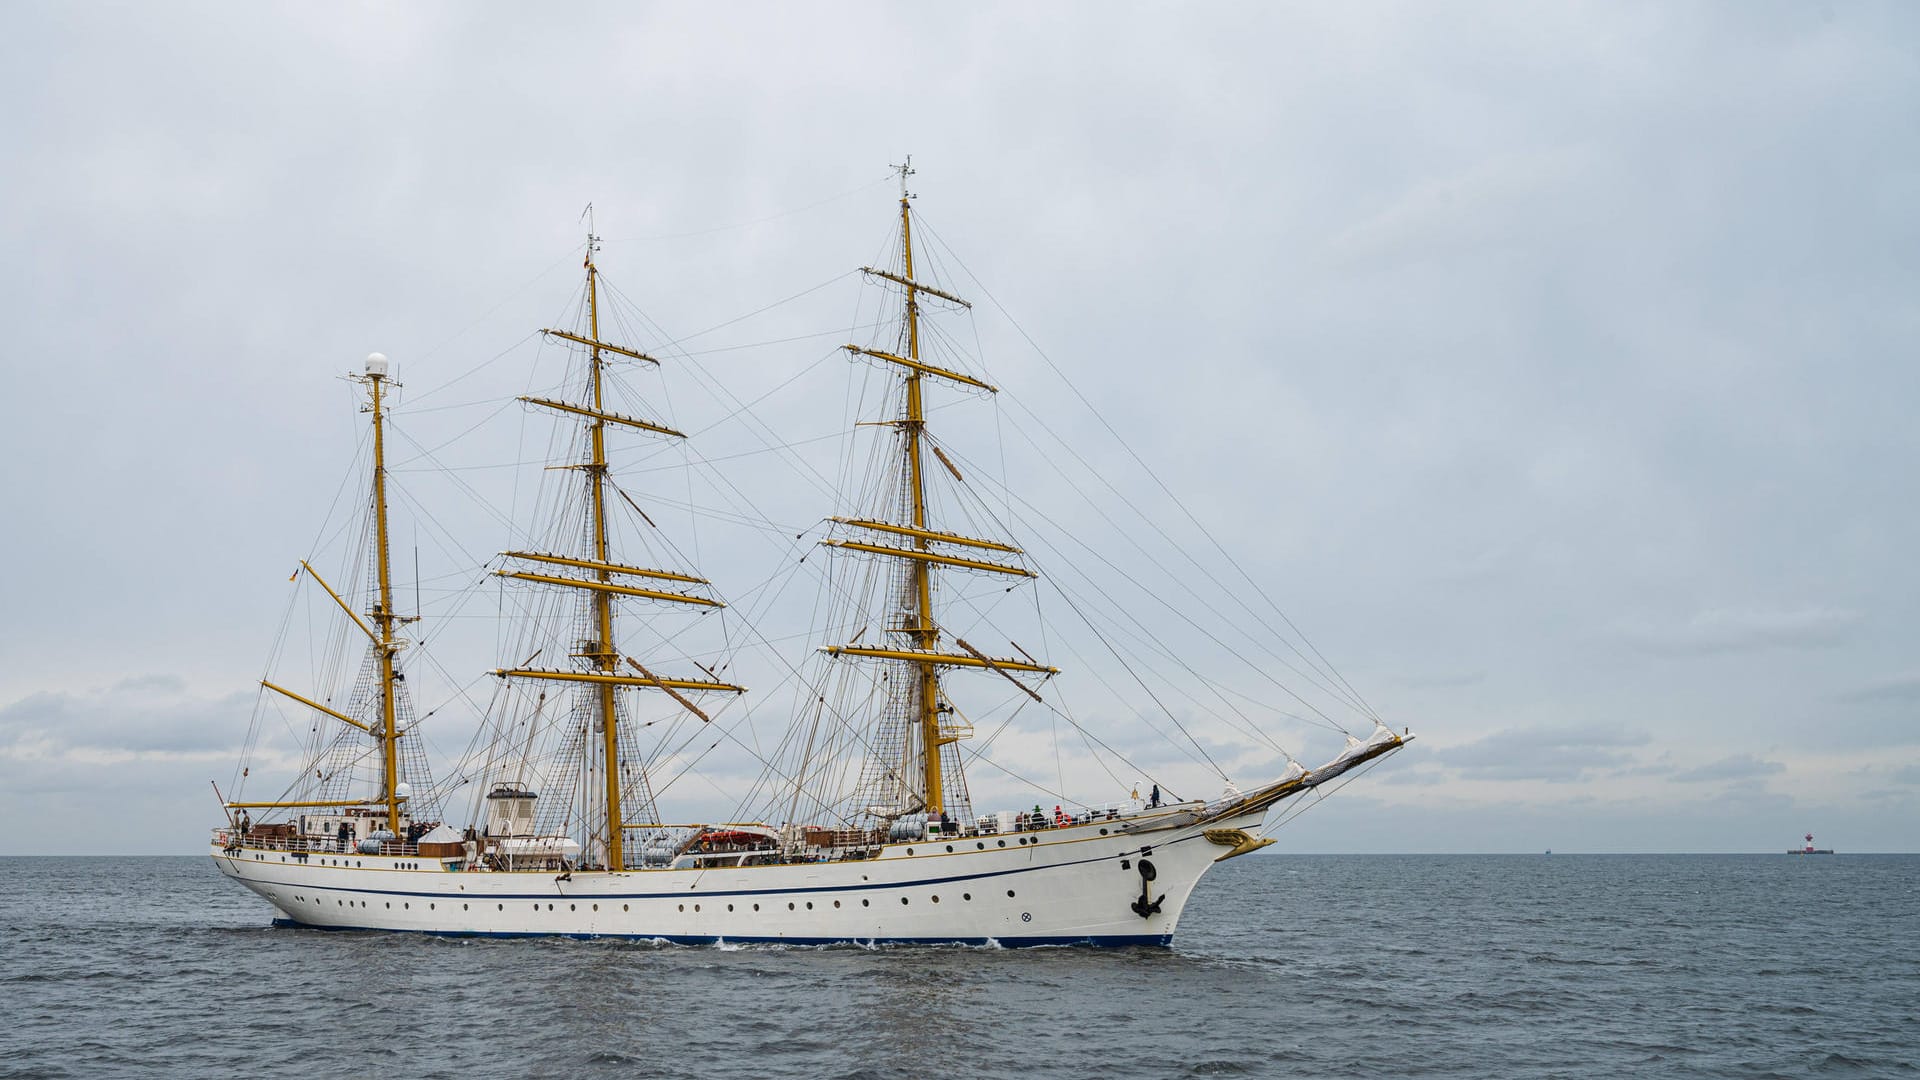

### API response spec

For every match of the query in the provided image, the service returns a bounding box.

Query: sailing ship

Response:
[212,167,1408,945]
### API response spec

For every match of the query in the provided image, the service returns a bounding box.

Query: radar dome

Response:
[365,352,390,377]
[395,781,412,800]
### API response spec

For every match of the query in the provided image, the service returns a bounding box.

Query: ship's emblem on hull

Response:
[1203,827,1275,861]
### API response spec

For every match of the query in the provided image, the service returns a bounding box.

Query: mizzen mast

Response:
[236,353,421,828]
[365,354,404,834]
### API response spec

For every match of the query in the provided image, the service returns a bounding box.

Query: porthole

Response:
[678,904,685,912]
[932,895,940,903]
[805,901,813,910]
[385,902,390,909]
[570,904,576,911]
[404,903,410,910]
[963,893,972,901]
[694,904,701,912]
[833,900,841,909]
[497,904,503,911]
[624,904,630,912]
[977,842,985,850]
[753,903,760,911]
[727,904,734,912]
[945,845,953,853]
[462,903,469,910]
[548,903,554,910]
[862,899,870,907]
[788,902,795,911]
[900,897,909,905]
[1007,890,1016,898]
[1100,828,1109,835]
[906,848,914,856]
[430,903,436,910]
[592,904,599,912]
[998,840,1006,847]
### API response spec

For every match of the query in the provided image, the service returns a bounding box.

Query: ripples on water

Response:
[1,854,1913,1078]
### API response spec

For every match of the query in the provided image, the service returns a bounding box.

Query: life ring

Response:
[217,832,229,846]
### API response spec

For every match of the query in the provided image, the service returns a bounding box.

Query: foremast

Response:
[824,162,1058,818]
[493,229,744,869]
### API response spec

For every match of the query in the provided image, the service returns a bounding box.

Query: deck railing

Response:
[211,828,426,857]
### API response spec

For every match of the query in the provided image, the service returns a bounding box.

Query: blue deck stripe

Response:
[269,918,1170,948]
[222,829,1205,903]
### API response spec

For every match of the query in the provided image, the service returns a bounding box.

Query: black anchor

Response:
[1130,856,1164,919]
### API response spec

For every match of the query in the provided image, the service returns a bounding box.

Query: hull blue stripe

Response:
[269,918,1170,948]
[221,829,1210,903]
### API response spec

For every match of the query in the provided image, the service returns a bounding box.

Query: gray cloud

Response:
[1390,670,1487,690]
[1671,753,1787,784]
[1435,726,1650,783]
[1612,608,1862,656]
[0,682,252,757]
[1836,674,1920,705]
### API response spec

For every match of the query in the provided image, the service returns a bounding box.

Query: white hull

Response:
[212,808,1264,947]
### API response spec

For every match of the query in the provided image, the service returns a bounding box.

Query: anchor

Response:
[1130,856,1164,919]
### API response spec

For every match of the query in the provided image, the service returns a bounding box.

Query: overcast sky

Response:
[2,2,1915,854]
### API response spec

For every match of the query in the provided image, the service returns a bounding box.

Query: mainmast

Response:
[493,224,744,869]
[581,236,622,869]
[823,161,1058,818]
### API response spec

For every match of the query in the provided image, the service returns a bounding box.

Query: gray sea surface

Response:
[1,854,1914,1078]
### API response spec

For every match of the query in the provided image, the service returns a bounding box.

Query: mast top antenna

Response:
[365,352,389,377]
[893,156,915,200]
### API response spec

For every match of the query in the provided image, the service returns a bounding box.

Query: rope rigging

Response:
[230,187,1394,863]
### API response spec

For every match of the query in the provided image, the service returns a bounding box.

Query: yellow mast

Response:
[822,161,1060,822]
[497,225,744,868]
[895,175,950,816]
[365,355,403,834]
[582,236,626,870]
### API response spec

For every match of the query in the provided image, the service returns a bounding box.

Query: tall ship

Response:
[212,168,1408,945]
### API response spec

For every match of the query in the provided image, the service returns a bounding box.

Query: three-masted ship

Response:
[212,170,1407,945]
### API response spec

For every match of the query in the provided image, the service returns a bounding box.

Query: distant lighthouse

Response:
[1788,832,1834,855]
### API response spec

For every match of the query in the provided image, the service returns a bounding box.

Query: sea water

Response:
[1,854,1913,1078]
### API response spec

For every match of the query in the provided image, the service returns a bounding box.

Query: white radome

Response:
[365,352,389,376]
